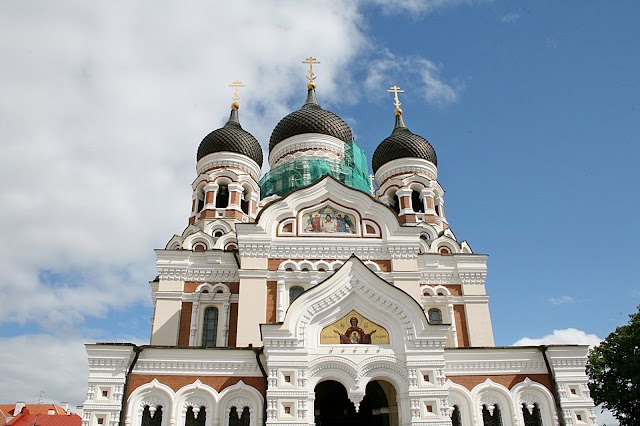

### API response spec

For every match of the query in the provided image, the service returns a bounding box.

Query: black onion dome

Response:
[197,108,263,167]
[269,88,353,151]
[372,114,437,173]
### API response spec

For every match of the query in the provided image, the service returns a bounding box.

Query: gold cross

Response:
[387,85,405,111]
[302,57,320,82]
[229,80,245,102]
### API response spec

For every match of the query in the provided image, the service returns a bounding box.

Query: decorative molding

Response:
[420,272,487,285]
[134,360,261,376]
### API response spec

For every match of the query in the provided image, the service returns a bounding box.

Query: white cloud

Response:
[501,12,520,23]
[594,405,620,425]
[0,335,89,407]
[365,51,462,107]
[513,328,601,347]
[548,295,574,305]
[0,0,367,330]
[369,0,489,16]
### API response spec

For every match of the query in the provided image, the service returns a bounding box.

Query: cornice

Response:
[444,359,547,375]
[238,243,420,260]
[421,272,487,285]
[133,359,261,376]
[157,267,239,282]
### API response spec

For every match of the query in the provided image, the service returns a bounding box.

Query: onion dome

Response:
[372,112,437,173]
[269,87,353,151]
[197,104,263,167]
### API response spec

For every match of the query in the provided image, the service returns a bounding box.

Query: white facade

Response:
[82,86,597,426]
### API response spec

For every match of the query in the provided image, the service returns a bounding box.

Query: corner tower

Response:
[373,86,447,232]
[190,82,263,234]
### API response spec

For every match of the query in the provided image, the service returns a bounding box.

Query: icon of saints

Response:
[334,317,376,344]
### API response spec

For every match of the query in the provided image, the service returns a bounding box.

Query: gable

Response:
[261,256,449,351]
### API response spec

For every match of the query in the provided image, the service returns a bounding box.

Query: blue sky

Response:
[0,1,637,423]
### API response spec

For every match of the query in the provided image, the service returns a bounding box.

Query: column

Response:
[276,279,285,322]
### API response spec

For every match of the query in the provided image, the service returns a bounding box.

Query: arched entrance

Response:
[314,380,397,426]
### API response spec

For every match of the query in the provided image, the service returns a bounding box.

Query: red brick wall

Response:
[127,375,265,398]
[454,305,470,347]
[228,304,239,347]
[449,374,553,393]
[266,281,277,323]
[178,302,193,346]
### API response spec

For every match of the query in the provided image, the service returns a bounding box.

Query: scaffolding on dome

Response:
[259,140,370,199]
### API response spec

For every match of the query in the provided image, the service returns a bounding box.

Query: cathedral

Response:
[81,59,597,426]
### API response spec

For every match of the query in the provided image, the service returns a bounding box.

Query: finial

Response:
[302,56,320,89]
[387,85,405,116]
[229,80,245,110]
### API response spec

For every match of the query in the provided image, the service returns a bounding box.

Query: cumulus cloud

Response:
[548,295,574,305]
[513,328,601,347]
[365,51,463,106]
[0,0,475,406]
[0,0,368,330]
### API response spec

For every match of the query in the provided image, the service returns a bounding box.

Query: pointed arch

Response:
[173,380,219,426]
[218,381,263,426]
[126,380,175,426]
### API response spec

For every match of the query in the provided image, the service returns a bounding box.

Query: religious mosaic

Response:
[302,206,357,234]
[320,310,390,345]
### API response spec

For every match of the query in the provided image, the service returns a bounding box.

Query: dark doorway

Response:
[314,380,391,426]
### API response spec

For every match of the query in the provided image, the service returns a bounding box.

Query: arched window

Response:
[428,308,443,324]
[196,187,205,213]
[435,204,441,217]
[451,405,462,426]
[228,407,239,426]
[240,407,250,426]
[522,403,543,426]
[229,407,250,426]
[216,184,229,208]
[289,286,304,304]
[411,190,424,213]
[141,405,162,426]
[392,192,400,214]
[241,186,251,214]
[201,307,219,347]
[185,406,205,426]
[482,404,503,426]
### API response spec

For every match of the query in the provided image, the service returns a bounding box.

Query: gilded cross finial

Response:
[229,80,245,110]
[302,56,320,88]
[387,85,405,115]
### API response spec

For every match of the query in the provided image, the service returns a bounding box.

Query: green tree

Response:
[587,306,640,425]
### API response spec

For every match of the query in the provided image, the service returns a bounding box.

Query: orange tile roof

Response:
[0,406,68,418]
[6,409,81,426]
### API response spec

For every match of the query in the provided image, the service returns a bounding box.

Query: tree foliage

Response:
[587,306,640,425]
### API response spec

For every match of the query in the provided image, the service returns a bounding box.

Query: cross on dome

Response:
[387,85,405,116]
[229,80,245,110]
[302,56,320,88]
